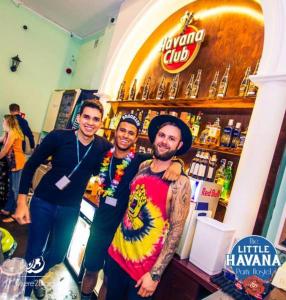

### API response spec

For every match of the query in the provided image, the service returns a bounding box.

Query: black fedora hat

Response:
[148,115,193,156]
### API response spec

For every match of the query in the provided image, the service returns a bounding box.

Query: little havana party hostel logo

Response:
[226,235,280,281]
[160,11,205,74]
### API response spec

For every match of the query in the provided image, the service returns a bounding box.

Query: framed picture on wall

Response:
[275,202,286,253]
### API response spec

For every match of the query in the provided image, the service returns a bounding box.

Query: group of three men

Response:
[13,99,192,300]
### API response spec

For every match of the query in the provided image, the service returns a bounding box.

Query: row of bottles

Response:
[220,119,247,149]
[116,60,259,101]
[188,153,233,202]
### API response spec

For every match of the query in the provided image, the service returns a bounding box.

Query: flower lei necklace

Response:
[98,147,135,197]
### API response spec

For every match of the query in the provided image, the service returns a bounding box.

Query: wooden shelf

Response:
[108,96,255,110]
[103,128,242,157]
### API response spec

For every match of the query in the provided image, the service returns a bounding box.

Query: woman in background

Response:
[0,115,26,222]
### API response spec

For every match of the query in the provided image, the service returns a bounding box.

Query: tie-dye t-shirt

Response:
[108,166,171,281]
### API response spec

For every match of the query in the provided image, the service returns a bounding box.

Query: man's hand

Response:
[163,161,182,181]
[13,195,31,224]
[135,272,159,297]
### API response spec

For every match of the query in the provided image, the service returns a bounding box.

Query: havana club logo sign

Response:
[160,12,205,74]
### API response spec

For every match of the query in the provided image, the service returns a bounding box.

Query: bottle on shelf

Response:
[142,76,151,100]
[168,74,180,100]
[246,60,260,97]
[197,152,210,180]
[190,112,202,142]
[238,67,251,97]
[129,79,137,100]
[217,64,230,98]
[206,153,218,182]
[190,151,202,179]
[188,151,200,177]
[214,158,227,186]
[208,71,220,99]
[104,114,111,129]
[190,69,202,98]
[184,74,194,98]
[156,76,166,100]
[110,111,122,129]
[117,81,126,101]
[199,122,211,145]
[230,122,242,148]
[141,110,152,135]
[238,127,247,149]
[220,160,233,202]
[207,117,221,146]
[220,119,234,147]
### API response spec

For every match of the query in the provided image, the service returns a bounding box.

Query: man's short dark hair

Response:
[9,103,20,112]
[79,99,104,117]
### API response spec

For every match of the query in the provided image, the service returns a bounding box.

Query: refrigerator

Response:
[65,198,104,295]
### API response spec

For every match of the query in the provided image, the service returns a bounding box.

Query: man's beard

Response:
[152,144,177,161]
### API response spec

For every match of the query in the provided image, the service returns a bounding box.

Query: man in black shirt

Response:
[9,103,35,152]
[14,100,112,299]
[80,114,181,300]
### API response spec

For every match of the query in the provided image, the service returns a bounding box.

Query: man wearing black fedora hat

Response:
[106,114,192,300]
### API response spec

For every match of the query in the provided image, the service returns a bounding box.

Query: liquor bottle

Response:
[168,74,180,100]
[156,76,166,100]
[217,64,230,98]
[129,79,137,100]
[214,158,226,186]
[220,160,233,202]
[199,123,210,145]
[188,151,200,177]
[184,74,194,98]
[238,127,247,149]
[142,77,151,100]
[190,113,202,142]
[239,67,251,97]
[206,153,218,182]
[247,60,260,97]
[220,119,234,147]
[117,81,126,100]
[141,110,152,135]
[207,118,221,146]
[197,152,210,180]
[104,114,111,129]
[191,151,202,179]
[230,122,242,148]
[208,71,220,99]
[190,69,202,98]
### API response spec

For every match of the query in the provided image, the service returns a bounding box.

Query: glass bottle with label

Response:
[217,64,230,98]
[220,119,234,147]
[190,113,202,142]
[239,67,251,97]
[117,81,126,100]
[247,60,260,97]
[141,110,152,135]
[188,151,200,177]
[238,127,247,149]
[142,77,151,100]
[220,160,233,202]
[129,79,137,100]
[156,76,166,100]
[206,153,218,182]
[208,71,220,99]
[199,123,210,145]
[207,118,221,146]
[214,158,226,186]
[168,74,180,100]
[230,122,242,148]
[184,74,194,98]
[197,152,210,180]
[190,69,202,98]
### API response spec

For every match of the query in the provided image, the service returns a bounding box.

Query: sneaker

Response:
[33,280,46,299]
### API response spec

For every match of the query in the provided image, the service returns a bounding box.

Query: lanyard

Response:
[68,133,93,178]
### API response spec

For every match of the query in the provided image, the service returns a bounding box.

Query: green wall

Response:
[0,0,81,133]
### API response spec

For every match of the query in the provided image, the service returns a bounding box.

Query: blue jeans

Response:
[4,170,22,213]
[25,197,80,296]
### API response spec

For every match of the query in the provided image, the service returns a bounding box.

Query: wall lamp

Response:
[10,55,22,72]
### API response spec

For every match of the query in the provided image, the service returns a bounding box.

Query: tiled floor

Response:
[0,215,87,300]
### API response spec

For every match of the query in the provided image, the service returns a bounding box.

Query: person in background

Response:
[9,103,35,153]
[106,115,192,300]
[0,115,26,222]
[81,114,182,300]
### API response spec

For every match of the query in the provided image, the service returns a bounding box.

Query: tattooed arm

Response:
[136,175,191,297]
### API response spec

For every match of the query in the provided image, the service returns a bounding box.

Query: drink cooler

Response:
[189,217,235,275]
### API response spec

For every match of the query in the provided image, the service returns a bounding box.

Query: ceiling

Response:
[17,0,124,38]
